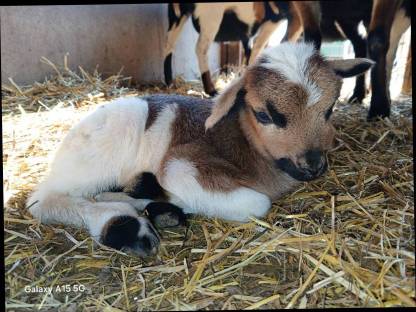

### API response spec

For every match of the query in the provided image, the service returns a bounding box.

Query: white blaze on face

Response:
[258,42,322,107]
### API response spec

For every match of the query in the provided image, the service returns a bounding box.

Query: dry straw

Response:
[3,56,414,310]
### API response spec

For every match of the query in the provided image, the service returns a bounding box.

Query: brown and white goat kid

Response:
[164,2,291,96]
[27,42,373,257]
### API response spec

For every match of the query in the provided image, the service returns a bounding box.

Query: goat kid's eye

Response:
[253,110,272,124]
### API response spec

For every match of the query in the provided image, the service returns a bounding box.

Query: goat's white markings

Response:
[259,42,322,107]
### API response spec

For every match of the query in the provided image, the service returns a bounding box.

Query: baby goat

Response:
[27,42,373,257]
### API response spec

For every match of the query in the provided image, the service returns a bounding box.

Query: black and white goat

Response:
[27,42,373,256]
[163,2,291,96]
[285,0,411,120]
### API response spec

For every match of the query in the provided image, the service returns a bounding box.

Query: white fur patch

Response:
[35,96,177,198]
[32,96,149,198]
[258,42,322,107]
[94,192,153,211]
[26,95,168,251]
[161,158,271,222]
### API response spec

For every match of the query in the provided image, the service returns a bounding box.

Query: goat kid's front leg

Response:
[160,158,271,222]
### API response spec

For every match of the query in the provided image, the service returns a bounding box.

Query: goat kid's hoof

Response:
[101,215,160,257]
[145,202,187,228]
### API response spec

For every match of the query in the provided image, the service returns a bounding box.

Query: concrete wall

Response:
[0,4,220,85]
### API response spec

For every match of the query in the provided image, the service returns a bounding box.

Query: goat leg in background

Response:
[163,4,190,87]
[367,0,401,120]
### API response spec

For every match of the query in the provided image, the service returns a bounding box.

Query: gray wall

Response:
[1,4,219,85]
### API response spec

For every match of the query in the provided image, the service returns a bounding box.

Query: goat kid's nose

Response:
[299,150,326,175]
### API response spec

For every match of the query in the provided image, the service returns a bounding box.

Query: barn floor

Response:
[3,61,415,310]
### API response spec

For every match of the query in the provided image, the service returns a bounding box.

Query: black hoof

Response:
[164,53,173,86]
[367,100,390,121]
[348,92,365,104]
[145,202,187,228]
[367,114,389,122]
[101,215,160,257]
[207,90,218,97]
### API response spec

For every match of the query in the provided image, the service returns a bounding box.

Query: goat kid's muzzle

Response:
[275,150,328,182]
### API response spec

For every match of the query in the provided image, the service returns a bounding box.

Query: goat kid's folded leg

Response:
[144,202,187,228]
[94,192,153,211]
[27,192,160,257]
[161,158,271,222]
[95,192,187,228]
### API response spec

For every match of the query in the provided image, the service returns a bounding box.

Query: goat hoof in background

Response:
[367,98,391,121]
[367,109,391,121]
[347,90,366,104]
[207,89,218,97]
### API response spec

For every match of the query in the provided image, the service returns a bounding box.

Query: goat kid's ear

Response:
[205,78,245,130]
[327,58,375,78]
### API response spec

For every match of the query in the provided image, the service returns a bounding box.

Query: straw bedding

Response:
[3,58,414,310]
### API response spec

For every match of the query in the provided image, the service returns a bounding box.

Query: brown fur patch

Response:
[307,53,342,109]
[253,2,265,23]
[158,94,256,193]
[286,2,303,42]
[205,78,245,130]
[269,2,280,15]
[291,1,321,33]
[369,0,400,31]
[100,216,121,242]
[172,3,181,18]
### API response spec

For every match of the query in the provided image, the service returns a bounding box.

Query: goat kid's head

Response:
[205,42,374,182]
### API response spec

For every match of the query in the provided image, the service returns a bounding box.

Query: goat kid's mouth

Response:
[275,157,328,182]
